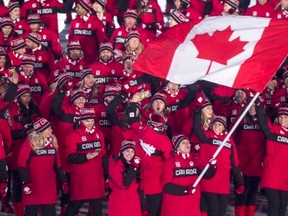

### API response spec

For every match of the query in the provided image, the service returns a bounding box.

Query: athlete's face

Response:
[212,121,225,135]
[81,119,95,130]
[202,105,213,119]
[122,148,135,162]
[73,96,86,108]
[279,115,288,128]
[177,139,191,154]
[152,99,165,113]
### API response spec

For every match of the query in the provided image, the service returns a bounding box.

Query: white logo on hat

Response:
[82,136,87,141]
[175,162,180,167]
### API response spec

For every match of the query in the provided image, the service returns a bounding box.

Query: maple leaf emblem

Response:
[191,26,248,75]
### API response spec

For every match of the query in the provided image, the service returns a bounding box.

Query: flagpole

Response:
[192,92,261,189]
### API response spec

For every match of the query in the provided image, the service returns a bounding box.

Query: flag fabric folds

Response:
[133,16,288,92]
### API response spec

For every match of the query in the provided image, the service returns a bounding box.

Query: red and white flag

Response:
[133,16,288,92]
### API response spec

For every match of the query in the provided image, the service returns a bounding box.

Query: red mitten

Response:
[62,182,69,195]
[185,185,196,195]
[235,185,245,195]
[130,156,141,169]
[23,183,32,195]
[0,182,8,198]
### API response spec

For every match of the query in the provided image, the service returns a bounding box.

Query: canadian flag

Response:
[133,16,288,92]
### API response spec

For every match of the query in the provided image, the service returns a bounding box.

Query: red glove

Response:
[235,185,245,194]
[185,185,196,195]
[130,156,141,169]
[0,182,8,198]
[23,183,32,195]
[62,182,69,195]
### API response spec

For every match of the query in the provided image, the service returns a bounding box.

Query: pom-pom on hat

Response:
[151,92,167,104]
[170,9,190,24]
[16,84,31,98]
[77,0,92,11]
[70,87,87,103]
[21,54,36,65]
[0,17,14,28]
[8,1,20,12]
[27,14,42,24]
[32,115,51,133]
[172,134,188,150]
[147,112,167,132]
[278,103,288,116]
[213,115,227,128]
[99,42,114,54]
[120,139,136,152]
[67,39,82,50]
[10,37,26,51]
[124,9,138,19]
[27,32,41,45]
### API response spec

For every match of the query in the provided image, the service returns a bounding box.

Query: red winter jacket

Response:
[18,138,63,205]
[66,126,106,201]
[256,105,288,191]
[108,156,142,216]
[130,121,172,194]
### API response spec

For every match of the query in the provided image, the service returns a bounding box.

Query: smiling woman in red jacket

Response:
[65,107,108,216]
[17,116,67,216]
[108,139,142,216]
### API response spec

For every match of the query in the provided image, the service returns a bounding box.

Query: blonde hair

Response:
[77,79,99,98]
[201,112,215,129]
[29,131,58,151]
[124,41,144,59]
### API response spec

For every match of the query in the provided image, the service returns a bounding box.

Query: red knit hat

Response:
[8,1,20,12]
[77,0,92,11]
[0,47,6,56]
[196,94,212,109]
[81,68,94,80]
[213,115,227,128]
[27,32,41,45]
[33,116,51,133]
[147,112,167,132]
[70,87,87,103]
[10,37,26,51]
[78,107,96,120]
[225,0,239,10]
[99,42,114,54]
[170,10,190,24]
[0,17,14,28]
[16,84,31,98]
[27,14,42,24]
[95,0,107,8]
[124,9,138,19]
[151,92,167,104]
[120,139,136,152]
[278,104,288,116]
[172,134,188,150]
[103,84,121,98]
[126,30,141,43]
[21,54,35,65]
[55,71,72,88]
[67,39,82,50]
